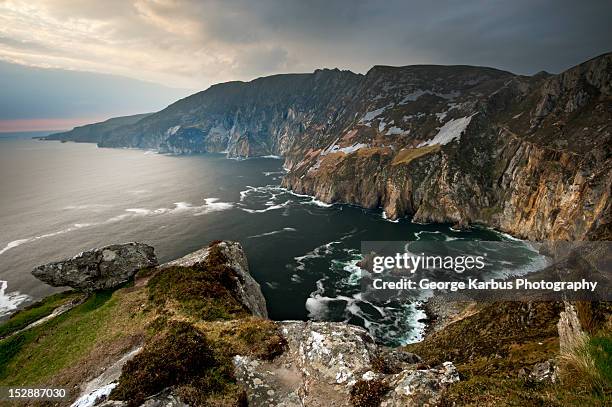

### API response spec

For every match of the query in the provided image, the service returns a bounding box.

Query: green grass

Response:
[0,288,143,386]
[148,266,248,320]
[588,334,612,387]
[147,244,249,321]
[0,291,81,339]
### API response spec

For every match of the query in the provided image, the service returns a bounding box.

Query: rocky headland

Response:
[47,53,612,241]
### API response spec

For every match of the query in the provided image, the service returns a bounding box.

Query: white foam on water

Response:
[305,295,333,319]
[0,280,31,319]
[381,211,399,223]
[63,204,112,211]
[0,223,92,256]
[495,230,524,242]
[0,198,234,256]
[248,227,297,239]
[265,281,280,289]
[414,230,443,240]
[239,184,334,213]
[196,198,235,215]
[241,201,290,213]
[308,197,333,208]
[298,241,425,346]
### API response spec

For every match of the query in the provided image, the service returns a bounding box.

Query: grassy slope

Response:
[0,242,285,406]
[0,291,82,339]
[405,301,611,406]
[0,284,151,397]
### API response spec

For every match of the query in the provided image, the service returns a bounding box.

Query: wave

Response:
[248,227,297,239]
[293,240,425,345]
[240,201,290,213]
[307,197,333,208]
[249,227,296,238]
[0,223,92,255]
[0,280,31,319]
[305,288,426,346]
[238,184,336,215]
[63,204,113,211]
[381,211,400,223]
[0,198,235,256]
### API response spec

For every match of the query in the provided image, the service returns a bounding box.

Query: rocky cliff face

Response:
[50,53,612,240]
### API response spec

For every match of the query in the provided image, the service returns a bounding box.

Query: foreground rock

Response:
[162,240,268,318]
[32,242,157,292]
[234,321,458,406]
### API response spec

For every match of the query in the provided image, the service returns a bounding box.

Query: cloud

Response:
[0,60,190,123]
[0,0,610,91]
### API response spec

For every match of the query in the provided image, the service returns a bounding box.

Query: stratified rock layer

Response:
[32,242,157,292]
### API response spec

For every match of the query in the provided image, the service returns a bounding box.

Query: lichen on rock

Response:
[233,321,458,406]
[31,242,158,292]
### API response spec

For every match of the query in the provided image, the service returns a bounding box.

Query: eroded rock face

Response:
[233,321,457,406]
[32,243,157,292]
[162,241,268,318]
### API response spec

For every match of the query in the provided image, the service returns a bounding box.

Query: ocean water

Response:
[0,136,541,345]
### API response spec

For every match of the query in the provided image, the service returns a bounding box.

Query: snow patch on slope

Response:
[386,126,406,135]
[417,115,475,147]
[322,143,369,155]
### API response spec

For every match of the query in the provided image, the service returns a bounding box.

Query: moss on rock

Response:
[350,379,391,407]
[110,320,232,406]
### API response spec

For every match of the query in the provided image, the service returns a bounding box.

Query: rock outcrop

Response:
[234,321,458,406]
[162,241,268,318]
[48,53,611,241]
[557,301,587,353]
[32,242,157,292]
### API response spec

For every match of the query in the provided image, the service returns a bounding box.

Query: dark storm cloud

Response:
[0,0,609,130]
[2,0,610,86]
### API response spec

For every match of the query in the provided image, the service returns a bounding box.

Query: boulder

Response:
[161,241,268,318]
[233,321,458,406]
[32,243,157,292]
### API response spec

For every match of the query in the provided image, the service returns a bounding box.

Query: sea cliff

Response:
[48,53,612,241]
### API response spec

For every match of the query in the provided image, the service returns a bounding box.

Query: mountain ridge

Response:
[47,53,612,241]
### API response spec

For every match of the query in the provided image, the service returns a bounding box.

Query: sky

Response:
[0,0,610,132]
